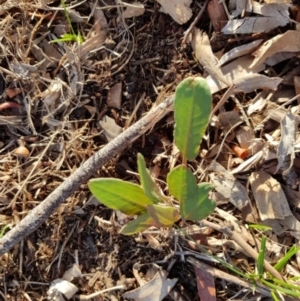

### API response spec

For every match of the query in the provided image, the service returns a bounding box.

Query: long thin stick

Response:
[182,0,210,45]
[0,96,174,256]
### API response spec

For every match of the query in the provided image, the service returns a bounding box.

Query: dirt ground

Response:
[1,0,300,300]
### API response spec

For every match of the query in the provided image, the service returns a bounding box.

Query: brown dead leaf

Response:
[218,40,263,67]
[236,126,255,149]
[279,215,300,240]
[122,264,177,301]
[6,88,22,99]
[122,2,145,19]
[76,31,107,59]
[42,80,62,106]
[247,91,269,115]
[223,1,290,34]
[233,74,282,93]
[207,0,227,32]
[208,161,250,210]
[192,29,229,86]
[276,111,296,174]
[99,115,123,142]
[249,171,292,221]
[47,279,78,300]
[91,1,108,32]
[40,39,62,61]
[194,263,216,301]
[206,55,265,93]
[251,31,300,68]
[156,0,192,25]
[107,82,122,108]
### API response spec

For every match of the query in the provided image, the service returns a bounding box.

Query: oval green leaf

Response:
[88,178,153,215]
[181,183,215,221]
[137,153,161,204]
[167,165,197,203]
[120,212,155,235]
[147,204,180,227]
[174,77,212,161]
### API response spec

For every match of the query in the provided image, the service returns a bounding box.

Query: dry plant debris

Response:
[2,0,300,300]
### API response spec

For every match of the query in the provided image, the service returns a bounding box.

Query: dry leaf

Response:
[123,266,177,301]
[6,88,22,99]
[192,29,229,86]
[206,55,265,93]
[236,126,255,149]
[207,0,227,32]
[279,215,300,240]
[251,31,300,68]
[76,31,107,59]
[91,2,108,32]
[208,161,250,210]
[233,74,282,93]
[218,40,263,67]
[247,91,269,115]
[194,263,216,301]
[107,82,122,108]
[218,110,242,131]
[122,2,145,19]
[99,115,123,142]
[249,171,292,221]
[62,264,82,282]
[276,111,296,173]
[265,52,295,67]
[223,1,290,34]
[156,0,192,25]
[47,279,78,301]
[40,39,62,61]
[230,0,253,18]
[42,80,62,106]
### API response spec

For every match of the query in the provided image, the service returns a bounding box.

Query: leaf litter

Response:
[2,0,300,300]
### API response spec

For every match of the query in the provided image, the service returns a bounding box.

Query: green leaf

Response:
[137,153,161,204]
[270,291,280,301]
[174,77,212,161]
[0,224,9,238]
[248,224,272,231]
[51,33,84,44]
[261,279,300,298]
[180,183,215,221]
[257,236,267,278]
[120,212,156,235]
[88,178,153,215]
[167,165,198,203]
[120,205,180,235]
[147,204,179,227]
[274,245,300,272]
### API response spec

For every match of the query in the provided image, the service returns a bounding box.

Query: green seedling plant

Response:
[247,236,300,299]
[88,78,300,299]
[51,0,84,44]
[88,77,216,235]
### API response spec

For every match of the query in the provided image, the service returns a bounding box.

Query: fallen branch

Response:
[0,95,174,256]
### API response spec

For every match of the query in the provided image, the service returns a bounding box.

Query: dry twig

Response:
[0,95,174,256]
[182,0,210,45]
